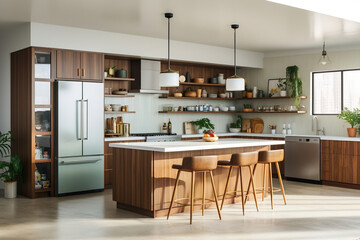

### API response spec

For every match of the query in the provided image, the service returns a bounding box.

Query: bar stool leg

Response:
[268,163,274,209]
[248,165,259,212]
[262,163,267,201]
[234,167,240,198]
[220,166,233,210]
[167,170,181,220]
[209,171,222,220]
[275,162,287,205]
[239,167,245,216]
[190,171,195,224]
[244,164,257,205]
[202,172,206,216]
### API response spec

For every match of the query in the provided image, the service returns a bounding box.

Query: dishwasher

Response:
[285,136,321,183]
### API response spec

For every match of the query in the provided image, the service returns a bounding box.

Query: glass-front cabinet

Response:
[33,49,54,196]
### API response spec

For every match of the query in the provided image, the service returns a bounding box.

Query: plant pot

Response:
[246,92,253,98]
[108,68,115,76]
[280,90,287,97]
[347,128,357,137]
[4,181,17,199]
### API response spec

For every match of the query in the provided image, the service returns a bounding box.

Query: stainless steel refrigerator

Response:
[55,81,104,196]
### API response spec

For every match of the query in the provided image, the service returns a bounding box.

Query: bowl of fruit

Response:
[203,129,218,142]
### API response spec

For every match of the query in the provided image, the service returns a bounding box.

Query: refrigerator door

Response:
[57,81,83,157]
[57,155,104,195]
[83,82,104,155]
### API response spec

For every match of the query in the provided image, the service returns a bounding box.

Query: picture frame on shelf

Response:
[267,78,286,97]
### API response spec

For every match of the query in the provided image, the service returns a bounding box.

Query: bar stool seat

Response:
[167,155,222,224]
[218,152,259,215]
[245,149,286,209]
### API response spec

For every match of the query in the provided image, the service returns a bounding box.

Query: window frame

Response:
[312,68,360,115]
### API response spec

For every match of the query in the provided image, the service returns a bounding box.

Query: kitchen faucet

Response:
[312,116,325,135]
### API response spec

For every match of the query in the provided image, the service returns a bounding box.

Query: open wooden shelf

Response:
[105,94,135,98]
[105,77,135,81]
[34,159,52,163]
[158,111,241,114]
[35,187,52,193]
[179,82,225,87]
[105,111,136,114]
[238,96,307,100]
[238,110,307,114]
[159,96,237,101]
[35,131,52,136]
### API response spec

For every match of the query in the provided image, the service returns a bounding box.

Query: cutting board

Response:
[184,122,196,135]
[241,119,251,132]
[251,118,264,133]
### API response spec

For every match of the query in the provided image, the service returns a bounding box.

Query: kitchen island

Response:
[110,138,285,217]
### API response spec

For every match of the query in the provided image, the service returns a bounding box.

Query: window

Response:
[312,69,360,115]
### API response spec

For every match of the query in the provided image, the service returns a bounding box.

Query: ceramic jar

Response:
[218,73,225,84]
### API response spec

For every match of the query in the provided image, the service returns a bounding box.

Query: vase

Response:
[186,72,191,82]
[280,90,287,97]
[4,181,17,199]
[347,128,357,137]
[196,89,202,98]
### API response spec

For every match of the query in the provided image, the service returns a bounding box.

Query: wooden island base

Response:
[112,145,271,218]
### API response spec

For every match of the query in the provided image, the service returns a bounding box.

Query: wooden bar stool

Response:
[245,149,286,209]
[218,152,259,215]
[167,155,222,224]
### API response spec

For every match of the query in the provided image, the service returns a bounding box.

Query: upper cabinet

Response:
[56,50,103,82]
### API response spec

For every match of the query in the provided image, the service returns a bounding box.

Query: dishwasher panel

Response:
[285,136,321,181]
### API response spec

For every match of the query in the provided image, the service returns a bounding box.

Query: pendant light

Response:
[319,42,331,65]
[226,24,245,91]
[159,13,179,87]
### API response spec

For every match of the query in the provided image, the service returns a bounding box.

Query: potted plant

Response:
[191,118,215,134]
[246,88,253,98]
[338,107,360,137]
[229,115,242,133]
[277,79,287,97]
[286,66,303,106]
[0,131,23,198]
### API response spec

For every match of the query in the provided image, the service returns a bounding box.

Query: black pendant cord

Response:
[168,17,170,70]
[234,28,236,75]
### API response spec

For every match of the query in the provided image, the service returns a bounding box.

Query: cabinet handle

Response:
[77,68,80,77]
[81,69,85,77]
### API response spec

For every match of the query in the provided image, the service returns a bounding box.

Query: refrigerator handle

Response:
[83,99,89,140]
[76,100,82,140]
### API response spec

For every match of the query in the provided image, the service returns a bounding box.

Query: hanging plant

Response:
[286,65,303,106]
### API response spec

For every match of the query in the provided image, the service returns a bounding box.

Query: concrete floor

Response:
[1,180,360,240]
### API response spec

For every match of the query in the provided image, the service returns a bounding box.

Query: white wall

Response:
[239,49,360,136]
[105,94,238,134]
[30,23,264,68]
[0,22,31,189]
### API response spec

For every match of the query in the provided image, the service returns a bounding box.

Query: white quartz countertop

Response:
[109,138,285,152]
[105,132,360,142]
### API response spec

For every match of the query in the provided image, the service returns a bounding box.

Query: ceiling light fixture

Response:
[159,13,179,87]
[226,24,245,91]
[319,42,331,65]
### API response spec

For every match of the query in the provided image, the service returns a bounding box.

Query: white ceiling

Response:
[1,0,360,53]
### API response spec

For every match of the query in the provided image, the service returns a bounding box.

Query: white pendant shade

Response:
[159,71,179,87]
[226,76,245,91]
